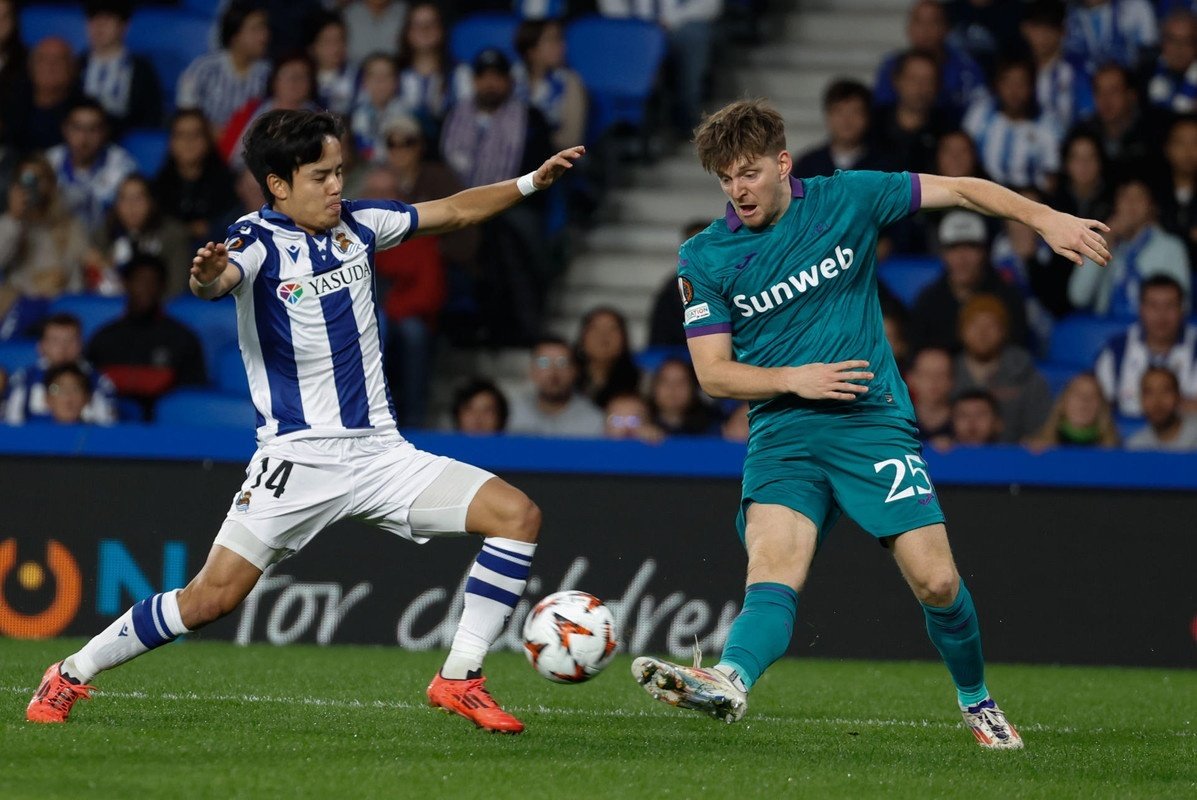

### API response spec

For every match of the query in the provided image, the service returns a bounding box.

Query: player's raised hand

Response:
[1038,209,1111,266]
[786,360,873,401]
[191,241,228,286]
[532,145,586,190]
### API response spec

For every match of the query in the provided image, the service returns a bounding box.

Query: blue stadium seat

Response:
[1116,415,1145,444]
[1037,361,1079,397]
[449,12,520,64]
[0,339,39,373]
[20,4,88,52]
[155,388,257,428]
[1047,315,1131,369]
[48,294,125,342]
[565,16,666,142]
[877,256,941,308]
[635,345,690,374]
[126,9,215,108]
[215,342,250,397]
[166,294,238,379]
[119,129,170,177]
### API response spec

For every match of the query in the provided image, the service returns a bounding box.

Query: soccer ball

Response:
[522,591,618,683]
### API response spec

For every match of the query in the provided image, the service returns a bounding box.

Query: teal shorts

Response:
[736,412,945,546]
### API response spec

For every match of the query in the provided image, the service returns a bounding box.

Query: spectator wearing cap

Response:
[86,254,206,418]
[176,1,272,137]
[962,58,1061,191]
[4,313,116,425]
[1021,0,1092,132]
[442,48,552,190]
[344,0,407,65]
[1070,178,1191,317]
[910,210,1029,351]
[350,53,408,164]
[1125,366,1197,450]
[45,98,137,236]
[794,79,891,178]
[1094,275,1197,417]
[441,48,554,345]
[953,294,1053,441]
[79,0,162,132]
[6,37,83,153]
[513,18,587,153]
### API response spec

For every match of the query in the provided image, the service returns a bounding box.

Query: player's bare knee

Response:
[503,494,541,543]
[914,571,960,607]
[178,582,244,629]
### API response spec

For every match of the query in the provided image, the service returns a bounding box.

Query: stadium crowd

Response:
[0,0,1195,452]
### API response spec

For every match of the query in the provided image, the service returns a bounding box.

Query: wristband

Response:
[195,272,221,289]
[517,172,539,197]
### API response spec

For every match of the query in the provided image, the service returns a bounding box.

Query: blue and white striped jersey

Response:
[222,199,418,444]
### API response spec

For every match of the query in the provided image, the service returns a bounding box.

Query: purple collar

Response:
[724,175,804,232]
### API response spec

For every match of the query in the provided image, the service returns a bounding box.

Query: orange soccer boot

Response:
[26,661,94,723]
[426,672,524,734]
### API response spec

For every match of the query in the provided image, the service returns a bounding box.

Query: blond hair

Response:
[1026,373,1120,448]
[693,99,787,174]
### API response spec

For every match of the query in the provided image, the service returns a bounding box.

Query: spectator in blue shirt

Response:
[1148,9,1197,113]
[79,0,162,132]
[1064,0,1158,74]
[1021,0,1093,131]
[4,313,116,425]
[963,58,1062,191]
[873,0,986,114]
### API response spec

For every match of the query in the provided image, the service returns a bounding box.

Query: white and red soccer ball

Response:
[522,591,618,683]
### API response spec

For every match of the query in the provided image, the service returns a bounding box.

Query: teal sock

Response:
[716,582,799,691]
[922,578,989,707]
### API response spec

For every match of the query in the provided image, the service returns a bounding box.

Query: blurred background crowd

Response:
[0,0,1195,454]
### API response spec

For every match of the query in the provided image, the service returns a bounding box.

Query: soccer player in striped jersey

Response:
[630,99,1111,749]
[26,110,583,734]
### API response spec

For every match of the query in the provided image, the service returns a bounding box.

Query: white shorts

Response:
[214,433,495,570]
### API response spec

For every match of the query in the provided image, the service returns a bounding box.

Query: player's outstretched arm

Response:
[189,242,241,300]
[688,333,873,401]
[918,174,1112,266]
[412,146,585,237]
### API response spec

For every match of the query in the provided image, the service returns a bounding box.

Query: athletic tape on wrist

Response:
[517,172,539,197]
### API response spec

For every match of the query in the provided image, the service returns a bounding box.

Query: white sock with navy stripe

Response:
[61,589,191,684]
[441,537,536,680]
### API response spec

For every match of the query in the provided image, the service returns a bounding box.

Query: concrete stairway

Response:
[427,0,912,425]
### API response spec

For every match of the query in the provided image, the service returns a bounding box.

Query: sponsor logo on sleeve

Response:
[678,277,694,305]
[684,303,711,325]
[226,237,245,251]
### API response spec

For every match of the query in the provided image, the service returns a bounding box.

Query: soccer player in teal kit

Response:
[631,99,1111,749]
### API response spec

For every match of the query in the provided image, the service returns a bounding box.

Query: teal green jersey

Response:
[678,170,921,437]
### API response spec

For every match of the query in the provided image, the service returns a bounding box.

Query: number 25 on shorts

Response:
[873,455,933,503]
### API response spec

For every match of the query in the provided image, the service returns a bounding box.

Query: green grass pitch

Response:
[1,638,1193,799]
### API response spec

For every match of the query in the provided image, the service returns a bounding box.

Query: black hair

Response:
[302,8,344,49]
[396,2,448,73]
[40,313,82,335]
[647,356,715,435]
[451,378,509,431]
[1142,365,1181,393]
[268,51,317,103]
[1140,274,1185,302]
[122,252,167,283]
[43,363,90,393]
[66,96,109,126]
[220,1,266,49]
[574,306,641,408]
[893,48,940,80]
[1167,112,1197,139]
[1093,62,1135,90]
[1023,0,1066,28]
[823,78,872,111]
[84,0,132,21]
[514,18,560,60]
[952,387,1000,415]
[243,109,344,202]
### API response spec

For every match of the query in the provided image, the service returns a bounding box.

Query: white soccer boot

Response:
[960,697,1024,749]
[631,644,747,724]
